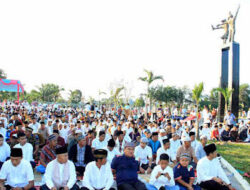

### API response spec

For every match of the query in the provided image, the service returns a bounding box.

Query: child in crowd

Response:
[146,153,179,190]
[174,153,200,190]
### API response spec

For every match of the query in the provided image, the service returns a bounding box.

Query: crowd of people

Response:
[0,101,249,190]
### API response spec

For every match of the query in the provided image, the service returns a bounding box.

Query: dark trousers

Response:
[81,187,115,190]
[141,163,156,171]
[76,166,85,176]
[118,181,147,190]
[41,183,79,190]
[30,161,36,168]
[0,162,3,170]
[199,180,230,190]
[5,185,36,190]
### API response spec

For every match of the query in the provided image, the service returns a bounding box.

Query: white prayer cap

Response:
[183,136,191,141]
[75,129,82,134]
[159,129,165,133]
[200,135,207,139]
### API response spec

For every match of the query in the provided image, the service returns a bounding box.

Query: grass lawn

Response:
[213,142,250,184]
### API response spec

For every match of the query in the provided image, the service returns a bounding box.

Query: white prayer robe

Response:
[200,128,211,140]
[134,145,153,165]
[156,147,176,164]
[92,138,108,150]
[191,140,199,151]
[0,159,34,188]
[29,122,40,134]
[197,157,230,185]
[170,139,181,157]
[149,165,175,189]
[105,146,119,164]
[0,127,6,140]
[0,142,10,162]
[82,161,114,190]
[14,143,34,162]
[44,159,76,189]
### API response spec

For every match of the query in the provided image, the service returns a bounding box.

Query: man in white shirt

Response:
[41,146,78,190]
[81,149,115,190]
[200,124,211,140]
[195,135,207,161]
[92,131,107,151]
[146,153,179,190]
[156,139,176,165]
[197,144,234,190]
[29,117,40,134]
[105,139,119,164]
[159,129,166,147]
[134,137,153,174]
[189,132,199,151]
[170,133,181,159]
[0,122,6,140]
[14,132,35,168]
[0,134,10,169]
[115,131,126,155]
[0,148,35,190]
[46,119,54,135]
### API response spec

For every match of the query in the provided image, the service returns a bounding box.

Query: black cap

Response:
[11,148,23,157]
[94,149,108,159]
[55,146,68,155]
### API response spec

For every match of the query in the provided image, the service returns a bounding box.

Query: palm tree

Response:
[138,69,164,114]
[112,87,124,109]
[212,87,234,114]
[98,90,106,109]
[192,82,204,140]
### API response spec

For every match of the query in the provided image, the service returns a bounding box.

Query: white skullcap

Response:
[183,136,191,141]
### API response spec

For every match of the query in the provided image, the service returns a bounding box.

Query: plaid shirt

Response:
[75,144,86,167]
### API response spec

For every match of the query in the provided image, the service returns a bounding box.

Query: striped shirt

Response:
[40,145,60,165]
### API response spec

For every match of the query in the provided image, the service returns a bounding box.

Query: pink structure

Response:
[0,79,24,103]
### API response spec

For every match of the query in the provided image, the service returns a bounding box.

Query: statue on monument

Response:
[212,5,240,44]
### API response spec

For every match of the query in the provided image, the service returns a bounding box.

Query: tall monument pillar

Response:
[218,42,240,122]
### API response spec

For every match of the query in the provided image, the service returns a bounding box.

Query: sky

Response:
[0,0,249,100]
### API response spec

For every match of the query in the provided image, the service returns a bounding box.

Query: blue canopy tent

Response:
[0,79,24,103]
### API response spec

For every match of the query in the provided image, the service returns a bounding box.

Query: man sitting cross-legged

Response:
[81,149,115,190]
[197,143,234,190]
[0,148,35,190]
[69,135,94,177]
[41,146,79,190]
[111,142,147,190]
[134,137,154,174]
